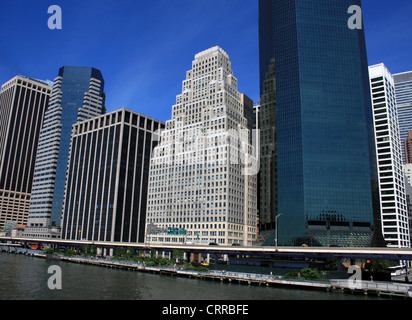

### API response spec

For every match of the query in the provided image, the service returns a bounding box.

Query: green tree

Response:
[300,268,321,280]
[114,246,126,258]
[283,268,321,280]
[323,258,338,270]
[43,247,54,254]
[172,249,184,262]
[64,249,76,257]
[125,247,135,259]
[366,260,398,272]
[89,245,97,256]
[283,270,299,279]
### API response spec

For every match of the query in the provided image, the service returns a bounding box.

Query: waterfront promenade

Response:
[61,256,412,299]
[2,245,412,300]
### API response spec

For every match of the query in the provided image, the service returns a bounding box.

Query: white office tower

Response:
[145,46,258,246]
[369,64,411,248]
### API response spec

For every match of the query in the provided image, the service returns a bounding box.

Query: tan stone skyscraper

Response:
[145,46,258,246]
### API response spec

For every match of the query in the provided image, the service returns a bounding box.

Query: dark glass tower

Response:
[259,0,384,247]
[25,67,105,238]
[61,109,164,243]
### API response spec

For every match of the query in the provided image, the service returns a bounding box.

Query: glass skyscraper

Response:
[259,0,384,247]
[25,67,105,238]
[393,71,412,163]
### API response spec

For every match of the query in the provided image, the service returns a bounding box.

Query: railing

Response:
[330,279,412,293]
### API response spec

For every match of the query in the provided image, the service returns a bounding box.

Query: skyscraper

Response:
[369,63,410,248]
[0,76,51,230]
[145,46,258,246]
[258,0,383,247]
[61,109,164,243]
[258,58,277,236]
[404,131,412,164]
[393,71,412,163]
[24,67,105,238]
[394,71,412,107]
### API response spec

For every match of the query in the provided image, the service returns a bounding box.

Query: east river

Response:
[0,252,382,301]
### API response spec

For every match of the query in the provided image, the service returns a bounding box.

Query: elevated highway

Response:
[1,236,412,261]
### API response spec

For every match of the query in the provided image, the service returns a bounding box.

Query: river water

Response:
[0,252,383,301]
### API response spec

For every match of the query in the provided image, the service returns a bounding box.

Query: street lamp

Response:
[275,213,282,249]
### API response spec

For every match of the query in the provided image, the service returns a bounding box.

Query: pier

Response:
[2,245,411,300]
[329,279,412,299]
[56,256,412,299]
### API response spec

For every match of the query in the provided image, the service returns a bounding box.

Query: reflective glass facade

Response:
[52,68,105,227]
[26,67,105,237]
[393,71,412,163]
[259,0,383,247]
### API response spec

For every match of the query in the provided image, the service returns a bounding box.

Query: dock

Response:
[58,255,412,299]
[2,246,412,299]
[59,255,333,289]
[329,279,412,299]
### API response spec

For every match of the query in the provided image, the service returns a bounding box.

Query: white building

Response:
[145,46,258,246]
[369,63,411,248]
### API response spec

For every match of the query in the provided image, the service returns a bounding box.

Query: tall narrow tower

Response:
[25,67,105,238]
[369,64,411,248]
[145,46,258,246]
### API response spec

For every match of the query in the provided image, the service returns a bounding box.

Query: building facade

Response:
[61,109,164,243]
[24,67,105,238]
[258,0,383,247]
[369,64,410,248]
[394,71,412,163]
[145,46,258,246]
[404,164,412,242]
[0,76,51,230]
[404,130,412,164]
[258,57,277,239]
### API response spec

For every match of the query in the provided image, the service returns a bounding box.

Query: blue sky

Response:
[0,0,411,122]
